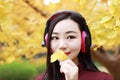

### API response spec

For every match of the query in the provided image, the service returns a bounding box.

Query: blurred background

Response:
[0,0,120,80]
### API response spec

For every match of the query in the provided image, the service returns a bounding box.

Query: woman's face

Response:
[51,19,81,62]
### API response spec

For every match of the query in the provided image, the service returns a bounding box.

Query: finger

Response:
[60,62,78,80]
[60,66,70,80]
[60,59,78,69]
[60,62,72,73]
[60,60,78,73]
[60,64,68,73]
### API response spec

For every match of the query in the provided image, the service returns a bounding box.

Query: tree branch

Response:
[23,0,48,17]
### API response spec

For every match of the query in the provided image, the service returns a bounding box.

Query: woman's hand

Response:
[60,59,78,80]
[91,45,120,80]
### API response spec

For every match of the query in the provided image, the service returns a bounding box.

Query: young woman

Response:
[36,10,113,80]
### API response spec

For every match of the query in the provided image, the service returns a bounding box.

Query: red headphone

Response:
[44,31,87,53]
[81,31,87,53]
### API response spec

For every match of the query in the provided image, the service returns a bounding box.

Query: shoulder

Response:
[35,73,45,80]
[79,70,113,80]
[98,71,113,80]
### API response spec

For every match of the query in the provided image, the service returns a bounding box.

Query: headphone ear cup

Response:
[45,33,48,46]
[81,31,86,53]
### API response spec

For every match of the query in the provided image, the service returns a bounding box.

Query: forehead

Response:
[53,19,80,32]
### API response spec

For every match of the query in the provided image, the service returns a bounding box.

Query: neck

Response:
[72,57,79,65]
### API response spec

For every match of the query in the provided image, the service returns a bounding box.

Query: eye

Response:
[51,36,59,40]
[67,35,76,39]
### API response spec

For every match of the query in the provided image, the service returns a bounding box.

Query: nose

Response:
[58,39,67,50]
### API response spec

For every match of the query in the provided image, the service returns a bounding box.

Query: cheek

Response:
[70,40,81,51]
[68,41,81,60]
[50,41,56,53]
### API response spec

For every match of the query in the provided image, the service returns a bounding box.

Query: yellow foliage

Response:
[0,0,120,65]
[29,56,46,66]
[5,55,15,63]
[99,16,113,24]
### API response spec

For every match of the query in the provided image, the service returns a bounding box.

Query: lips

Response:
[65,52,70,55]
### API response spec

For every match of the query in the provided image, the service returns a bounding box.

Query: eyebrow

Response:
[52,32,58,35]
[52,31,77,35]
[66,31,77,34]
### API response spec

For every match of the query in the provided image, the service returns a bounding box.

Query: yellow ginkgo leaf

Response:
[99,16,113,24]
[50,50,68,63]
[59,50,68,61]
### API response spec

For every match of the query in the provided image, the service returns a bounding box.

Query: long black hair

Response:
[43,10,99,80]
